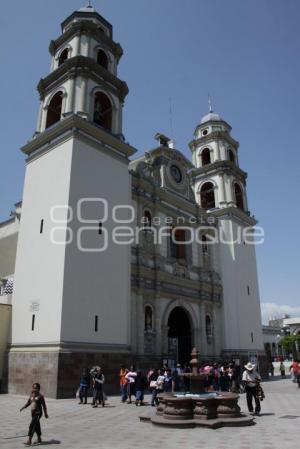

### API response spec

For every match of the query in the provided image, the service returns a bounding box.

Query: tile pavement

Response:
[0,375,300,449]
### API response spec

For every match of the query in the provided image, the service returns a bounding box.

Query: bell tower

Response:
[36,3,126,138]
[190,106,264,362]
[9,5,136,398]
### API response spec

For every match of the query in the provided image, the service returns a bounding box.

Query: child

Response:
[78,368,90,404]
[20,382,48,446]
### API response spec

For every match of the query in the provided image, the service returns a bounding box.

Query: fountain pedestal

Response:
[140,347,254,429]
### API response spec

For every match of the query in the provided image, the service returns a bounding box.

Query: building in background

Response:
[0,5,265,397]
[0,206,19,391]
[283,317,300,336]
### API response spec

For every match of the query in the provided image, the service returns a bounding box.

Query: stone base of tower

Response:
[7,346,135,399]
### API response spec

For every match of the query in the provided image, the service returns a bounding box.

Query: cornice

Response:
[50,20,122,61]
[210,206,257,226]
[131,268,222,303]
[37,56,128,101]
[189,130,239,150]
[190,160,247,182]
[131,254,222,293]
[9,342,130,353]
[20,114,137,159]
[132,180,203,219]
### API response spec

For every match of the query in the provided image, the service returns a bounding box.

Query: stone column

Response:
[117,101,123,136]
[65,76,75,114]
[131,291,137,353]
[78,77,88,118]
[213,304,222,356]
[199,301,207,357]
[75,34,81,56]
[224,173,234,207]
[36,100,43,133]
[161,324,169,356]
[136,293,144,354]
[193,326,201,349]
[218,173,226,207]
[216,139,221,160]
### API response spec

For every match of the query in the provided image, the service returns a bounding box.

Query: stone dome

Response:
[200,111,223,124]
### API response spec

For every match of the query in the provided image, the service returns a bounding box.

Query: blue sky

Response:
[1,0,299,320]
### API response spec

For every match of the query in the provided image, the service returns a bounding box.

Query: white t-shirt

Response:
[242,370,261,387]
[125,371,137,383]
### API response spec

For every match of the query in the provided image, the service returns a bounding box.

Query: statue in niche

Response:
[145,306,153,331]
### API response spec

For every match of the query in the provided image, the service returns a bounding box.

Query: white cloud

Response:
[261,302,300,325]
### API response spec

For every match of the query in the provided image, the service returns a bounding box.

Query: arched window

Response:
[144,305,153,331]
[234,183,244,210]
[45,91,63,129]
[202,235,208,255]
[143,210,152,227]
[228,149,235,163]
[97,49,108,69]
[93,92,112,131]
[200,182,215,209]
[170,228,186,259]
[201,148,211,166]
[58,48,69,66]
[206,315,212,342]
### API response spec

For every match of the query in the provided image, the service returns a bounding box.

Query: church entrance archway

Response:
[168,307,192,365]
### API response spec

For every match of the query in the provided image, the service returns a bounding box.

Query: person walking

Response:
[20,382,48,446]
[242,362,262,416]
[297,367,300,388]
[279,361,286,378]
[119,366,128,403]
[91,366,105,408]
[78,368,90,404]
[290,359,299,383]
[135,370,147,406]
[125,366,137,404]
[149,368,159,406]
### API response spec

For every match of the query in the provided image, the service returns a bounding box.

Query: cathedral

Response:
[0,5,265,397]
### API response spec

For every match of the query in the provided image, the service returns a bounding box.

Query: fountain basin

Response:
[140,392,254,429]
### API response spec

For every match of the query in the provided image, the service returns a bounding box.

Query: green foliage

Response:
[280,335,300,358]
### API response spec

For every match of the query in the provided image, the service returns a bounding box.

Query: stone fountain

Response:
[140,348,254,429]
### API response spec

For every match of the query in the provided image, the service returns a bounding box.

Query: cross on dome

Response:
[78,1,95,12]
[208,94,213,113]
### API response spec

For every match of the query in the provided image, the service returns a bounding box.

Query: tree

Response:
[280,335,300,359]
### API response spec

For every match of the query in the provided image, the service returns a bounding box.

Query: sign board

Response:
[29,301,40,312]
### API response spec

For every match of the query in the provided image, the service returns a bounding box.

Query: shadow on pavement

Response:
[259,412,275,416]
[39,440,61,445]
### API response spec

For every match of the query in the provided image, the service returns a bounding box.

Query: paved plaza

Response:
[1,375,300,449]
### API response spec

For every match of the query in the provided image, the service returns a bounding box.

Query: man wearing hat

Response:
[242,362,262,415]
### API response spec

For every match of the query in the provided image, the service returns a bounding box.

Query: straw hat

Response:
[244,362,255,371]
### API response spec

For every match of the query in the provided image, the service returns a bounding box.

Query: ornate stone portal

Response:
[140,348,254,429]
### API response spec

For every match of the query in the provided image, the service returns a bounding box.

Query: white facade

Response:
[217,218,263,352]
[0,5,266,397]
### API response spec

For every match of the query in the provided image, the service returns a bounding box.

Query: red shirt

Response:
[291,362,299,373]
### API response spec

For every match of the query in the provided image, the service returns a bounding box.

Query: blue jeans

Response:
[79,386,88,403]
[136,390,144,402]
[120,384,127,402]
[151,389,159,406]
